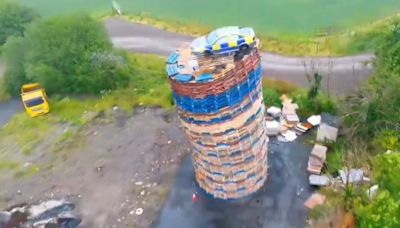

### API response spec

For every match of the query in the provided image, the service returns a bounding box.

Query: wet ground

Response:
[155,136,314,228]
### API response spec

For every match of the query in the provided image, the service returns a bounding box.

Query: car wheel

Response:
[239,44,250,54]
[234,52,244,61]
[204,50,213,56]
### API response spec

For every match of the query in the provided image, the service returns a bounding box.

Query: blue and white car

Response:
[190,26,256,56]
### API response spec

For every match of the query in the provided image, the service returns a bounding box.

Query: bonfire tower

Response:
[166,31,268,199]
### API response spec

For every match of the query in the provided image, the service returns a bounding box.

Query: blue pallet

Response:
[173,65,262,114]
[178,89,261,125]
[166,64,179,77]
[166,52,179,64]
[175,74,193,82]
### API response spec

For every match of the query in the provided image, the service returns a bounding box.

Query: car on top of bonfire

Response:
[190,26,256,56]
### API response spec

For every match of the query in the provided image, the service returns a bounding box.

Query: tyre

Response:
[239,44,250,54]
[204,50,213,56]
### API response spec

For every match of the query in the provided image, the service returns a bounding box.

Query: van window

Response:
[25,97,44,107]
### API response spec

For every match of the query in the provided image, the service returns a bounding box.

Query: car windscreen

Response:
[207,31,219,44]
[25,97,44,107]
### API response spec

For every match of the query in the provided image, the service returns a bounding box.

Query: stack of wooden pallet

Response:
[165,45,268,200]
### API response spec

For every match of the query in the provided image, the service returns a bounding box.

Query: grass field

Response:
[18,0,400,36]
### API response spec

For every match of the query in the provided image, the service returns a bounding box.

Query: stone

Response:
[135,208,143,215]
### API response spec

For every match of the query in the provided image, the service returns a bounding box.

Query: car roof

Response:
[214,26,240,37]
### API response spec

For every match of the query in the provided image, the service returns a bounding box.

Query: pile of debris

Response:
[265,95,321,142]
[0,200,81,228]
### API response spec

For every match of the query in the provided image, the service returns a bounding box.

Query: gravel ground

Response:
[0,108,189,227]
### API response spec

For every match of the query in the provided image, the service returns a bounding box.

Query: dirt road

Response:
[105,17,374,96]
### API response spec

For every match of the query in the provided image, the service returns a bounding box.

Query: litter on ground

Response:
[309,174,331,186]
[316,123,338,142]
[339,168,364,184]
[307,115,321,126]
[304,193,326,209]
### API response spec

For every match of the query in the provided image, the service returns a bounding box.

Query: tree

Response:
[343,22,400,142]
[3,14,131,95]
[3,36,29,95]
[0,1,39,46]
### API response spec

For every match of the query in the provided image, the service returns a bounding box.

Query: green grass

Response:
[0,161,20,170]
[0,53,172,154]
[0,113,54,155]
[17,0,400,56]
[18,0,400,36]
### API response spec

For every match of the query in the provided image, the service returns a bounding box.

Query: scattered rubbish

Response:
[1,200,81,227]
[385,150,392,154]
[266,106,281,118]
[281,96,299,125]
[192,193,198,204]
[135,181,143,186]
[140,190,145,196]
[266,120,280,136]
[307,144,327,175]
[294,122,313,135]
[316,123,338,142]
[367,185,379,200]
[307,115,321,126]
[286,114,300,125]
[135,208,143,215]
[309,174,331,186]
[113,106,118,111]
[277,135,288,142]
[282,130,297,142]
[339,168,364,184]
[304,193,326,209]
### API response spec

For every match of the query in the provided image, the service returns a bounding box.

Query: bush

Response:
[355,190,400,228]
[292,91,337,118]
[0,1,39,46]
[372,130,399,152]
[3,14,132,96]
[262,88,281,107]
[351,152,400,228]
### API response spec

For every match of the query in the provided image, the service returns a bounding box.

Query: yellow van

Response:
[20,83,50,118]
